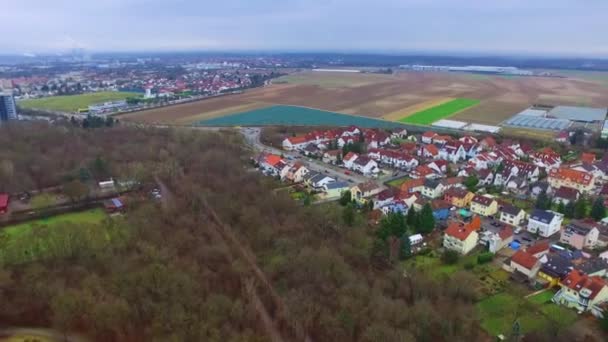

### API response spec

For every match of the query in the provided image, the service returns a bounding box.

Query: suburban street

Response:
[240,127,375,185]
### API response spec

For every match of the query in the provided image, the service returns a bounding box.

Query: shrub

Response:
[441,250,459,265]
[464,262,475,270]
[477,252,494,264]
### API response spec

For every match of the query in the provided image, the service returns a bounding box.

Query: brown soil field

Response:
[119,70,608,125]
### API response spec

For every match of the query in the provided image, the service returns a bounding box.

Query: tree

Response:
[600,312,608,332]
[377,212,406,241]
[339,190,352,206]
[417,203,435,234]
[63,180,90,202]
[399,235,412,260]
[564,201,575,219]
[574,197,588,219]
[406,206,418,226]
[556,201,566,215]
[343,204,355,226]
[464,175,479,192]
[591,196,606,221]
[535,190,551,210]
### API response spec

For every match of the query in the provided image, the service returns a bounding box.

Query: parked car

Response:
[344,171,351,175]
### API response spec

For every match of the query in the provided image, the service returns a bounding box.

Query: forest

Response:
[0,122,585,341]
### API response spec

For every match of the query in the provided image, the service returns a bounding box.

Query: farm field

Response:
[399,98,480,124]
[199,105,406,128]
[18,91,139,112]
[119,70,608,126]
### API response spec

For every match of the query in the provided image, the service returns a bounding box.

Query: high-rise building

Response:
[0,92,17,123]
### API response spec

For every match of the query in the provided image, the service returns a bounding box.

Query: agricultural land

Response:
[399,98,480,124]
[18,91,139,112]
[119,70,608,127]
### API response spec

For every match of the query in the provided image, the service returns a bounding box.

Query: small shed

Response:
[104,198,124,213]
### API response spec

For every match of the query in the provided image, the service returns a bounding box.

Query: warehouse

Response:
[548,106,607,123]
[502,105,607,132]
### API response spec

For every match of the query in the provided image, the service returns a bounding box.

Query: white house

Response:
[343,152,359,169]
[353,157,379,175]
[527,209,564,237]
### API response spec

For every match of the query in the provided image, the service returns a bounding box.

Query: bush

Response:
[464,262,475,270]
[477,252,494,264]
[441,250,460,265]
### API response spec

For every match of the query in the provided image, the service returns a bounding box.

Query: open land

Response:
[18,91,139,112]
[119,70,608,126]
[399,98,480,124]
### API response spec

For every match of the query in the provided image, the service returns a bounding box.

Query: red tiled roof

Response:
[511,250,539,270]
[472,195,495,207]
[424,144,439,155]
[286,135,309,144]
[344,152,358,161]
[549,168,593,186]
[581,153,596,165]
[498,226,514,240]
[422,131,437,138]
[265,154,283,167]
[400,178,425,193]
[526,240,550,257]
[561,270,608,299]
[444,218,480,241]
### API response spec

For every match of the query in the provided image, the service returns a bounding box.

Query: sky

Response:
[2,0,607,57]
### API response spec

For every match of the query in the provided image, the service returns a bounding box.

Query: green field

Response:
[200,105,408,128]
[0,209,126,265]
[399,98,480,125]
[18,91,139,112]
[477,291,577,337]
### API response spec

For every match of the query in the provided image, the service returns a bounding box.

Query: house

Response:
[420,144,439,159]
[459,135,478,145]
[430,199,451,220]
[439,142,467,163]
[555,130,570,143]
[392,128,408,139]
[432,135,451,145]
[0,193,8,214]
[427,160,448,174]
[488,226,514,253]
[561,221,600,250]
[380,200,408,216]
[480,136,497,150]
[421,131,437,144]
[443,219,480,255]
[527,209,564,237]
[538,254,573,288]
[399,178,425,195]
[286,163,309,183]
[548,168,596,194]
[553,270,608,313]
[581,152,596,164]
[499,204,526,227]
[504,176,528,194]
[282,135,311,151]
[257,154,285,176]
[352,157,379,175]
[409,233,423,245]
[444,188,475,208]
[98,179,116,191]
[469,152,501,170]
[510,250,541,279]
[302,144,322,157]
[410,165,435,179]
[323,181,351,199]
[575,258,608,277]
[374,188,398,209]
[421,179,445,199]
[322,150,341,164]
[304,171,335,189]
[477,169,495,186]
[470,195,498,217]
[530,182,553,198]
[343,152,359,169]
[494,159,540,186]
[531,147,562,170]
[526,240,551,258]
[351,181,383,204]
[103,198,124,213]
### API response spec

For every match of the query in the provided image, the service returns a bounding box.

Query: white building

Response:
[527,209,564,238]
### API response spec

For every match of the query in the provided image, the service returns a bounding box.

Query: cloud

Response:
[0,0,606,56]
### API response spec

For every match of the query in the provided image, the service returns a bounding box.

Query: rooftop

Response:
[548,106,608,122]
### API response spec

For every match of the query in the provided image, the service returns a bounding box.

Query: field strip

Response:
[383,97,454,121]
[399,98,480,125]
[175,102,271,124]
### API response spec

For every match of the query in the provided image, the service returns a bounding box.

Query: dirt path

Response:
[0,327,88,342]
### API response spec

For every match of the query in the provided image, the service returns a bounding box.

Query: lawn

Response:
[527,290,555,305]
[399,98,480,125]
[477,291,578,337]
[18,91,139,112]
[387,176,410,188]
[0,209,124,265]
[200,105,408,128]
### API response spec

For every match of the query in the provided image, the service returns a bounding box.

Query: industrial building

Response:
[0,91,17,123]
[503,105,608,132]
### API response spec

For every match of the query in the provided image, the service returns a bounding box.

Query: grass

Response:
[18,91,139,112]
[399,98,480,125]
[199,105,407,128]
[30,193,58,210]
[387,176,411,188]
[0,209,120,265]
[477,290,578,337]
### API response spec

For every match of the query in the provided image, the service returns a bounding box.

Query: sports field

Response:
[199,105,406,128]
[18,91,139,112]
[399,98,480,124]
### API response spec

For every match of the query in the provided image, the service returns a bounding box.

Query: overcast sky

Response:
[2,0,607,57]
